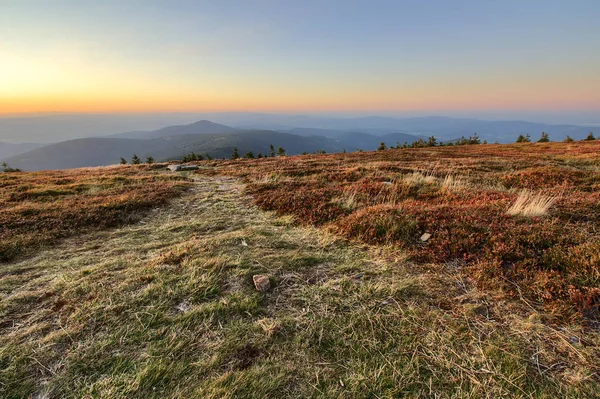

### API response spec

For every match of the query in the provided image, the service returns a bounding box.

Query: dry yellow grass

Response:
[507,190,558,217]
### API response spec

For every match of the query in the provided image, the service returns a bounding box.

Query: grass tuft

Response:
[507,190,557,217]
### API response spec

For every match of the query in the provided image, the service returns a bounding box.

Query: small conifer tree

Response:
[537,132,550,142]
[131,154,141,165]
[516,134,531,143]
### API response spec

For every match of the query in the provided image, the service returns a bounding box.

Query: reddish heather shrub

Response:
[501,167,587,190]
[248,182,348,225]
[0,167,189,262]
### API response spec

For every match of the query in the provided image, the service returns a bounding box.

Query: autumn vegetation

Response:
[1,141,599,397]
[0,165,190,262]
[207,141,600,325]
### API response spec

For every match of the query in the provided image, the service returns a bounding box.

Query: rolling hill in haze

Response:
[1,121,421,170]
[109,120,236,139]
[2,112,598,144]
[205,114,598,142]
[0,141,45,160]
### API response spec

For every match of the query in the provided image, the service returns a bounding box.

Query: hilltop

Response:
[0,142,599,398]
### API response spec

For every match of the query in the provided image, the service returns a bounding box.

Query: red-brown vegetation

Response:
[206,142,600,324]
[0,165,190,262]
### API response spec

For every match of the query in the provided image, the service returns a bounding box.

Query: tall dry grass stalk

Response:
[255,172,281,184]
[332,191,360,210]
[441,174,467,192]
[507,190,557,217]
[404,170,436,186]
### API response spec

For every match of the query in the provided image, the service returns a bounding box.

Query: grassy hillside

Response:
[210,141,600,325]
[1,143,599,398]
[0,165,190,261]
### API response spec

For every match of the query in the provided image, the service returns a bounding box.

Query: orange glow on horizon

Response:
[2,94,599,115]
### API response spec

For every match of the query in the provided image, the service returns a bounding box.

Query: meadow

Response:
[1,143,599,398]
[0,165,190,262]
[210,141,600,325]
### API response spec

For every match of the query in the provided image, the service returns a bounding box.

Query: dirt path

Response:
[1,175,598,398]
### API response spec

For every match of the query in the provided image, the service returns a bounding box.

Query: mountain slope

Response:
[110,120,235,139]
[3,120,425,171]
[0,142,44,160]
[3,113,596,146]
[229,115,598,143]
[2,129,347,170]
[151,131,343,160]
[1,138,165,170]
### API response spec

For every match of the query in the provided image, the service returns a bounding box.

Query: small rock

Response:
[420,233,431,242]
[351,272,364,280]
[241,239,248,247]
[253,275,271,292]
[569,336,580,345]
[167,164,198,171]
[175,300,191,313]
[379,298,393,307]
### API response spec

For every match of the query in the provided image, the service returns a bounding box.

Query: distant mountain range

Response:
[0,142,44,160]
[108,120,236,139]
[1,114,597,171]
[0,121,421,170]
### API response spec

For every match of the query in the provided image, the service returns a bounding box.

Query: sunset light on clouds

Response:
[1,0,599,114]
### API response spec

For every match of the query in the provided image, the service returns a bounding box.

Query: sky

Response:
[1,0,599,115]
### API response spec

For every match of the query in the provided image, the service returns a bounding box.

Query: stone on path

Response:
[167,164,199,172]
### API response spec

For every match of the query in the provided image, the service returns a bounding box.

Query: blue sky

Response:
[1,0,599,114]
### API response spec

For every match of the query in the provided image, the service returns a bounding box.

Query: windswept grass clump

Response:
[507,190,558,217]
[211,141,600,323]
[0,165,190,262]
